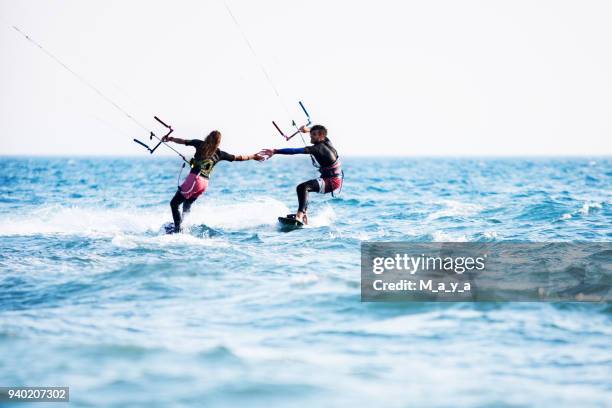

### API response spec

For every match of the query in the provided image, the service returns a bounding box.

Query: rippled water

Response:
[0,156,610,407]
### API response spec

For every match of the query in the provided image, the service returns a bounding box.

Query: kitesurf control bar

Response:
[149,116,173,153]
[133,116,187,162]
[133,116,173,154]
[299,101,310,122]
[272,101,312,141]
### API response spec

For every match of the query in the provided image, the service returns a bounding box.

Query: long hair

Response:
[202,130,222,157]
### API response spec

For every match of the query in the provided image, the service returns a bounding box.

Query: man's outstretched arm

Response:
[260,147,308,159]
[275,147,307,154]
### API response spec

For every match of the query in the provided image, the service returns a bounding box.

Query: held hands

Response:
[252,153,266,162]
[258,149,276,160]
[162,136,173,142]
[299,125,310,133]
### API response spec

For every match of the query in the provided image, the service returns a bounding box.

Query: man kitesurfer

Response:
[260,125,342,225]
[162,131,263,233]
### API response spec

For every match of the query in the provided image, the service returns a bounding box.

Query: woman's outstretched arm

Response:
[218,150,264,162]
[162,136,189,145]
[233,153,265,162]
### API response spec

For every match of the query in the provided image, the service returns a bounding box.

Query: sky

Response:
[0,0,611,156]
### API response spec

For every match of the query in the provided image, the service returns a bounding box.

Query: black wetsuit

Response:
[276,138,342,213]
[170,141,236,232]
[186,140,236,178]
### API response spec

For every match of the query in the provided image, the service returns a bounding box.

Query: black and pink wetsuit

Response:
[275,138,343,213]
[170,140,237,232]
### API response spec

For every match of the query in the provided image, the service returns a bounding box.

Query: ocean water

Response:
[0,156,610,407]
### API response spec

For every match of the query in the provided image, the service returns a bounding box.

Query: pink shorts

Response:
[317,176,343,194]
[180,172,208,200]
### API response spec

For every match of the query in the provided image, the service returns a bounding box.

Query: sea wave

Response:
[0,196,291,237]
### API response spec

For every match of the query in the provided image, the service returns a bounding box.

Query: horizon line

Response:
[0,153,610,159]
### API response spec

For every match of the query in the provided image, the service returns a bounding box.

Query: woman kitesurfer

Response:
[163,131,263,233]
[260,125,342,225]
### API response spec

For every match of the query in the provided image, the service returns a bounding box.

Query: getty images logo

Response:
[372,253,487,275]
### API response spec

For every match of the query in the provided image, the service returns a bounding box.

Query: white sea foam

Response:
[432,230,469,242]
[560,201,603,221]
[289,273,319,285]
[0,196,290,237]
[183,196,290,230]
[484,230,498,239]
[426,200,483,221]
[111,232,229,248]
[579,201,602,215]
[0,205,164,237]
[306,205,336,228]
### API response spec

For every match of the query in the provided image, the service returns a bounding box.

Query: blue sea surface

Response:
[0,156,611,407]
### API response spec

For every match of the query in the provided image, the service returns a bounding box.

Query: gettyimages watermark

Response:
[361,242,611,302]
